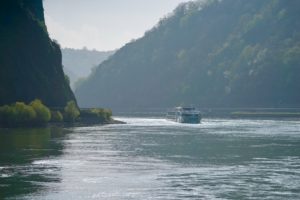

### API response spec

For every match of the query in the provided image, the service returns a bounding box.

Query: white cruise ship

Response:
[166,107,201,124]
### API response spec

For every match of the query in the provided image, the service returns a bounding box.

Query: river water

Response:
[0,117,300,199]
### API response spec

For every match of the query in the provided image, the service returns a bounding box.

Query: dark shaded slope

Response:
[76,0,300,110]
[0,0,76,107]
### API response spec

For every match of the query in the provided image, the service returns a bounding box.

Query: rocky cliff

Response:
[0,0,76,107]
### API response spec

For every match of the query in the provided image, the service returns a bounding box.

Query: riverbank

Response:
[231,112,300,119]
[0,99,124,128]
[50,118,126,128]
[112,108,300,121]
[0,118,126,129]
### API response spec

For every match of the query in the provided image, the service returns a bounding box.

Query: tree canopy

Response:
[75,0,300,110]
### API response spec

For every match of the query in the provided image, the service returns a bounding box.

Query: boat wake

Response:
[113,117,202,128]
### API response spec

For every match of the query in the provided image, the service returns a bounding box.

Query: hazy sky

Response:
[44,0,188,51]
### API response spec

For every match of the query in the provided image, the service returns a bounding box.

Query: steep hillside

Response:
[76,0,300,110]
[0,0,76,107]
[62,48,115,89]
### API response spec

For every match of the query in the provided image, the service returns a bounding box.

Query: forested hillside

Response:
[0,0,76,107]
[62,48,115,89]
[76,0,300,110]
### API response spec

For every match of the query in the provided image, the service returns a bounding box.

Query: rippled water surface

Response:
[1,117,300,199]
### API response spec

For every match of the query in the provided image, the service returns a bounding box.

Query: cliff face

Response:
[0,0,76,107]
[75,0,300,109]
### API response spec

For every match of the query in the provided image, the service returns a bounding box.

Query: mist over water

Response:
[1,117,300,199]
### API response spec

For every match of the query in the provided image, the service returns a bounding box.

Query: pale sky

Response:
[44,0,189,51]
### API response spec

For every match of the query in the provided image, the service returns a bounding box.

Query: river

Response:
[1,117,300,199]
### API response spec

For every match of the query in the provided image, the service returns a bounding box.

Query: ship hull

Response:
[166,107,201,124]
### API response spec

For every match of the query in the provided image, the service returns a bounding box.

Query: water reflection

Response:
[0,127,67,199]
[1,118,300,199]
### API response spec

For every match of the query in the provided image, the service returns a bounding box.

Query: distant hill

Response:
[75,0,300,110]
[62,48,115,89]
[0,0,76,107]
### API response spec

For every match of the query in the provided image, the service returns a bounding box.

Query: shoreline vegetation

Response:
[0,99,123,128]
[1,99,298,129]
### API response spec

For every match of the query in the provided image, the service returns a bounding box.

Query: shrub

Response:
[0,102,36,126]
[0,99,52,127]
[50,110,63,122]
[30,99,51,124]
[64,74,70,86]
[79,108,112,123]
[91,108,112,121]
[0,105,16,125]
[64,101,80,122]
[13,102,37,123]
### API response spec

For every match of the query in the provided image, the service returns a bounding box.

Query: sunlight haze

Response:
[44,0,188,51]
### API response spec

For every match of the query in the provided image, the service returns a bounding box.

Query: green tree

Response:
[0,102,36,126]
[30,99,51,124]
[50,110,63,122]
[91,108,112,121]
[64,74,70,86]
[14,102,37,123]
[64,101,80,122]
